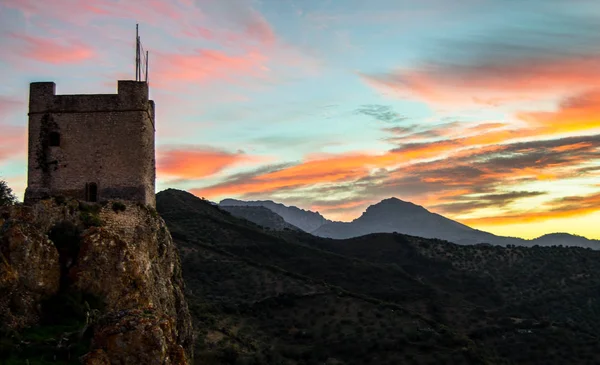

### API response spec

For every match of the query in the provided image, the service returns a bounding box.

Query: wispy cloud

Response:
[8,34,94,64]
[355,104,407,123]
[0,125,26,163]
[0,97,24,118]
[360,12,600,108]
[152,49,268,86]
[359,54,600,107]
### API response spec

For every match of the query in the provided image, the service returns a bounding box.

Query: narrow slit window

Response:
[49,132,60,147]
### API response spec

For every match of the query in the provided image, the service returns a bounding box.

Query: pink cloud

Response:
[0,99,26,164]
[3,0,273,48]
[243,10,276,46]
[360,56,600,107]
[10,34,94,64]
[2,0,112,23]
[0,98,25,118]
[0,126,26,163]
[188,0,277,46]
[2,0,198,26]
[152,48,268,86]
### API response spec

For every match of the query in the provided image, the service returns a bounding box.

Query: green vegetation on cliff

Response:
[0,179,16,207]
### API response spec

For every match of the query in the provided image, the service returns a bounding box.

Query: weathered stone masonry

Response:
[24,80,156,206]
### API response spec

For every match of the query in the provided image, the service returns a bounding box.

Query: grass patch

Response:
[111,201,126,213]
[79,212,103,228]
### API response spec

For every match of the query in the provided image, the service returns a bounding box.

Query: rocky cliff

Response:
[0,198,193,364]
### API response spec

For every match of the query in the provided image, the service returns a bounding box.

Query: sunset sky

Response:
[1,0,599,239]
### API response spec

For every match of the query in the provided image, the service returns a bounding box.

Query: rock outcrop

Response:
[0,198,193,364]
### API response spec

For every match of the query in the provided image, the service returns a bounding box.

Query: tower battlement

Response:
[24,80,156,206]
[29,81,153,114]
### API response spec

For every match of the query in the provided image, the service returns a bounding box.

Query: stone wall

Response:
[24,81,156,206]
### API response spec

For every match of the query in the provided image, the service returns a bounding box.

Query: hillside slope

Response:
[159,189,600,365]
[220,198,331,232]
[220,205,301,231]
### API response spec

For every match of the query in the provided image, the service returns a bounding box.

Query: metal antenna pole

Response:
[135,24,139,81]
[145,51,149,83]
[138,36,141,81]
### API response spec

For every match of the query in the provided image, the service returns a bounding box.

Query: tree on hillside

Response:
[0,179,17,206]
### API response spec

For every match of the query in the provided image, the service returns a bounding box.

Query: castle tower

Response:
[24,80,156,206]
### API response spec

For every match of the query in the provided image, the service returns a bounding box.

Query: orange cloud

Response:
[192,135,505,199]
[193,127,591,200]
[157,147,263,179]
[193,152,386,198]
[460,192,600,226]
[197,129,600,203]
[517,89,600,136]
[10,34,94,64]
[552,142,593,153]
[191,132,600,230]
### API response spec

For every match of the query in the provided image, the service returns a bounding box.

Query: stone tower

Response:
[24,80,156,206]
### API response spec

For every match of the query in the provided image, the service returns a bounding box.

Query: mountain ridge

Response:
[220,198,332,233]
[220,196,599,248]
[220,205,301,231]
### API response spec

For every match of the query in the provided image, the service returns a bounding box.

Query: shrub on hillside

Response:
[0,179,17,206]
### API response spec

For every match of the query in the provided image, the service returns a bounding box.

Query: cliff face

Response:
[0,199,193,364]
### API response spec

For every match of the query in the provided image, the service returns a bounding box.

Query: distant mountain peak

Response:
[376,197,424,207]
[361,197,428,218]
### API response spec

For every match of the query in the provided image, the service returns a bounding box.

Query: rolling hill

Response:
[160,189,600,365]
